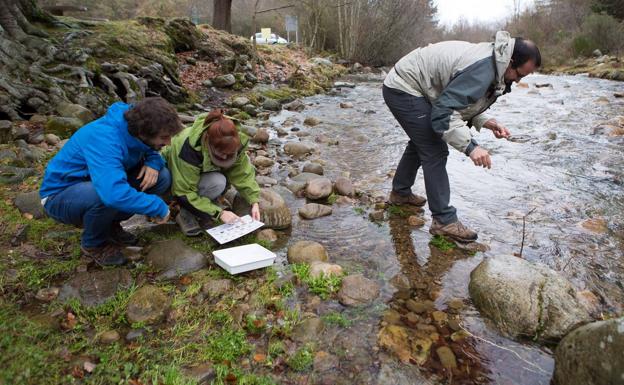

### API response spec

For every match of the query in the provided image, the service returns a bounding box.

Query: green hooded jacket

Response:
[161,114,260,218]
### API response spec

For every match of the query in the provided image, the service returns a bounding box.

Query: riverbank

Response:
[543,54,624,82]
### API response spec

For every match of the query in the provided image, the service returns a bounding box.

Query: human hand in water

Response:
[484,119,511,139]
[469,146,491,169]
[250,202,260,221]
[219,210,240,224]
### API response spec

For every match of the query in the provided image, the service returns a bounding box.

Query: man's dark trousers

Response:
[383,84,457,224]
[43,166,171,248]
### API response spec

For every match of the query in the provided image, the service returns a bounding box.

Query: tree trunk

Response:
[213,0,233,32]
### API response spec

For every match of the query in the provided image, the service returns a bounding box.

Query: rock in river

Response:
[298,203,332,219]
[469,255,592,342]
[553,317,624,385]
[338,274,380,306]
[145,239,207,280]
[258,188,291,229]
[305,177,333,200]
[284,141,316,157]
[287,240,328,264]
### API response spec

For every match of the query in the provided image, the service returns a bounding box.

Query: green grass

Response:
[287,344,314,371]
[291,263,344,300]
[204,328,252,363]
[429,235,456,251]
[387,204,410,218]
[321,311,351,327]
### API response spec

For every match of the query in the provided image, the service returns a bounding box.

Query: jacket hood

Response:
[493,31,515,85]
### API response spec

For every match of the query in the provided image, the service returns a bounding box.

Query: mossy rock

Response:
[164,18,203,53]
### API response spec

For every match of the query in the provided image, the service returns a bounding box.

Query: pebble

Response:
[436,346,457,369]
[100,330,120,344]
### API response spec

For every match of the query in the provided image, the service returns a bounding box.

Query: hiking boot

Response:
[110,222,138,246]
[389,191,427,207]
[429,219,478,243]
[176,207,203,237]
[81,244,128,266]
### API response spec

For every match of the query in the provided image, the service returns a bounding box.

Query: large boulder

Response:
[553,317,624,385]
[258,188,291,229]
[126,285,170,325]
[338,274,380,306]
[287,240,328,264]
[469,255,592,342]
[58,269,133,306]
[144,239,207,280]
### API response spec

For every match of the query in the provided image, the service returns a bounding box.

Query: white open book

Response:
[205,215,264,244]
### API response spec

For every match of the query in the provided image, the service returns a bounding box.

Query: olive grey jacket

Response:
[384,31,515,155]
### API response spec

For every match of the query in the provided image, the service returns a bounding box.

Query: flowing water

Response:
[267,73,624,384]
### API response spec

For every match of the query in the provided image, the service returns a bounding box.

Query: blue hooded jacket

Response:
[40,102,169,218]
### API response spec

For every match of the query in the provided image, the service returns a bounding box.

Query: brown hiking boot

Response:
[429,219,478,243]
[389,191,427,207]
[81,243,128,266]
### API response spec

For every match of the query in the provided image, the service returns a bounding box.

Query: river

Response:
[267,73,624,384]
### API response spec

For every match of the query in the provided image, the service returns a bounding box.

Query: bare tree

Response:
[213,0,233,31]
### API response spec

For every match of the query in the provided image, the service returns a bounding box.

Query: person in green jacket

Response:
[162,109,261,236]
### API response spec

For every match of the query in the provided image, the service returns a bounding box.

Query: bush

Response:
[574,13,624,56]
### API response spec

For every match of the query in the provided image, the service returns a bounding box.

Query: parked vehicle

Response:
[250,32,288,45]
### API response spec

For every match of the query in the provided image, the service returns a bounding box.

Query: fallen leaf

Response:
[71,365,84,379]
[253,353,266,363]
[23,213,33,220]
[179,275,192,285]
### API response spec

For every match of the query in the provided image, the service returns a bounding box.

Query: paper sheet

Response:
[206,215,264,244]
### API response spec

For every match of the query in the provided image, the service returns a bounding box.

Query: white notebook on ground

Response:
[206,215,264,244]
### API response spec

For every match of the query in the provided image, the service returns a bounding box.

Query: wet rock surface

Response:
[287,240,328,264]
[298,203,332,219]
[553,317,624,385]
[338,274,380,306]
[469,255,592,342]
[258,188,291,229]
[305,177,333,200]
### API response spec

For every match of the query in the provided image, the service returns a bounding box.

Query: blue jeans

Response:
[44,166,171,248]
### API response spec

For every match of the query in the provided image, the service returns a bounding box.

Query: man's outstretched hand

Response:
[484,119,511,139]
[470,146,491,169]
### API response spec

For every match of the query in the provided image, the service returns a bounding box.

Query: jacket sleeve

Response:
[144,149,165,171]
[224,150,260,205]
[83,133,169,218]
[170,161,223,218]
[430,58,495,155]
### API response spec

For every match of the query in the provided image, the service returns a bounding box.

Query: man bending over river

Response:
[384,31,541,242]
